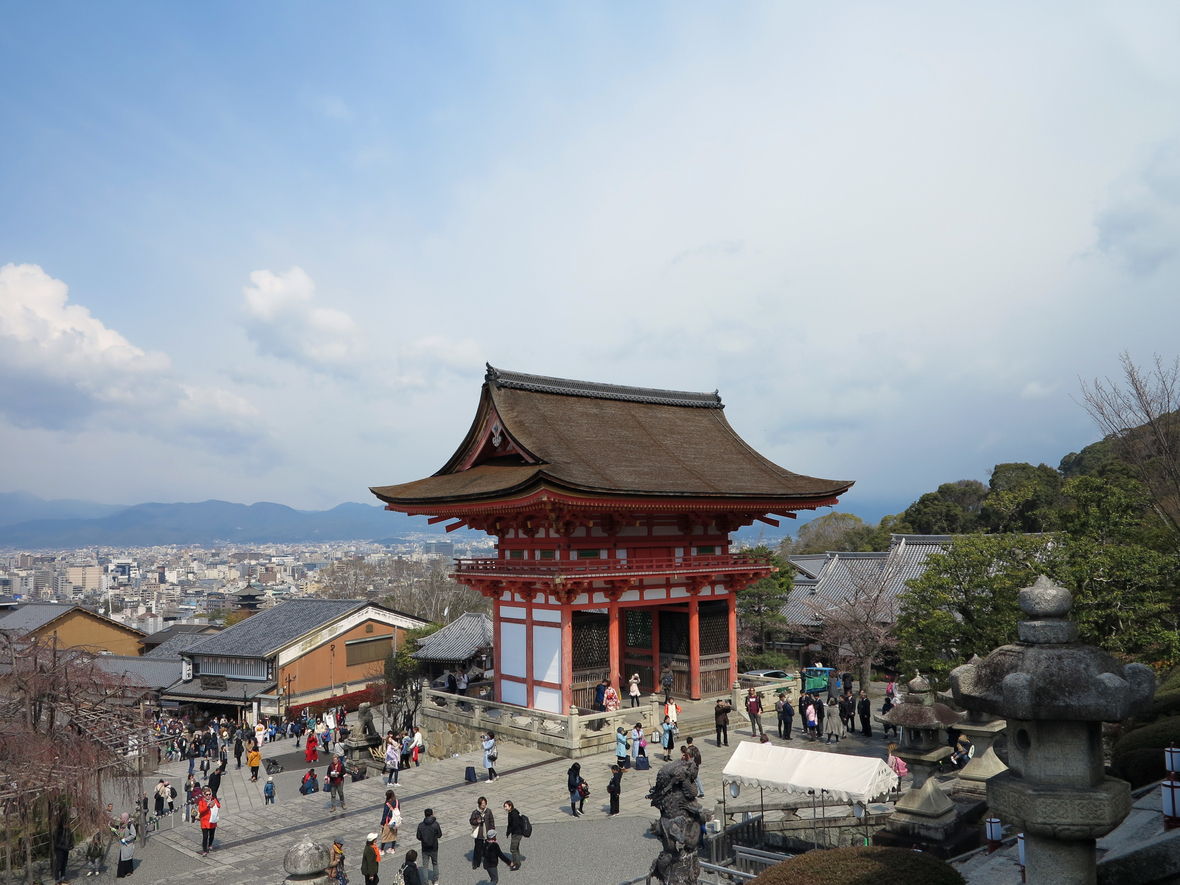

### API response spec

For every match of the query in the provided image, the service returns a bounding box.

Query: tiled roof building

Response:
[373,366,853,712]
[783,534,951,629]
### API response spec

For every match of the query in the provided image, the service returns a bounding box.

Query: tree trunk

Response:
[859,660,872,694]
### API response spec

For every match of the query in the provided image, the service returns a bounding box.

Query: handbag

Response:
[639,738,647,748]
[208,802,219,824]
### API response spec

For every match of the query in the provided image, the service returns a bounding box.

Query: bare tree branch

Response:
[1080,351,1180,537]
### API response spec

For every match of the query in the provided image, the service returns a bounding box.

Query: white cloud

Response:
[242,267,360,373]
[0,263,266,450]
[1020,381,1056,400]
[1095,142,1180,276]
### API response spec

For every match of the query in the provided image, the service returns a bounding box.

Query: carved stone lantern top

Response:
[950,576,1154,723]
[884,673,963,729]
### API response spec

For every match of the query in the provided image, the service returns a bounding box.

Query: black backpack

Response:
[519,813,532,838]
[169,786,177,800]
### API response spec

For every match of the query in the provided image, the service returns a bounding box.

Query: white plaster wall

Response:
[533,686,562,713]
[501,622,527,678]
[533,624,562,684]
[501,680,527,707]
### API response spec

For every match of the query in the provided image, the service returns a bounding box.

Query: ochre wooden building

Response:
[371,367,852,713]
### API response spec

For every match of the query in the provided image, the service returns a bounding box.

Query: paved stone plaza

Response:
[60,705,899,885]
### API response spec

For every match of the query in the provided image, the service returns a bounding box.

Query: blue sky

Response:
[2,3,1180,526]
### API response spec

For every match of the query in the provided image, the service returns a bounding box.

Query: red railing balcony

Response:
[452,553,773,583]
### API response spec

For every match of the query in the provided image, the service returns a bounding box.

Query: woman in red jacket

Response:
[197,786,220,856]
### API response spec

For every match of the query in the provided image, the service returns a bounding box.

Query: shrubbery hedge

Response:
[750,846,965,885]
[1111,716,1180,787]
[1112,747,1167,788]
[1129,689,1180,728]
[1159,666,1180,695]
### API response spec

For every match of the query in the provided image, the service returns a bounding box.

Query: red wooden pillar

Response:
[651,606,661,691]
[688,595,701,701]
[608,602,621,690]
[561,605,574,712]
[493,597,503,704]
[727,589,739,689]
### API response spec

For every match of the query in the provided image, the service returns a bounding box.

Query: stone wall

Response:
[422,717,487,760]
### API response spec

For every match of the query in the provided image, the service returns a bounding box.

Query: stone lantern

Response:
[874,674,973,855]
[950,576,1155,885]
[953,655,1008,799]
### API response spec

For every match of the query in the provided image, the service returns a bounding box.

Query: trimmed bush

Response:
[1160,666,1180,695]
[1112,717,1180,758]
[750,846,965,885]
[1129,689,1180,728]
[1112,747,1167,788]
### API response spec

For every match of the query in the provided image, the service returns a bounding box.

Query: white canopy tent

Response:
[721,740,898,805]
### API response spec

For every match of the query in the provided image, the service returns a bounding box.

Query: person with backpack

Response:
[469,796,494,869]
[415,809,441,884]
[379,789,400,852]
[606,764,623,816]
[399,849,423,885]
[660,665,674,703]
[264,776,276,804]
[567,762,587,817]
[482,731,499,782]
[502,800,528,871]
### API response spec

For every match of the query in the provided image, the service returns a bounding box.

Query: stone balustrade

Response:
[421,687,664,758]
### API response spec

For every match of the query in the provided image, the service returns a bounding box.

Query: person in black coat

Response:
[53,817,73,885]
[607,764,623,816]
[400,849,423,885]
[481,830,513,885]
[208,765,223,800]
[857,690,872,737]
[503,800,525,870]
[415,809,442,884]
[568,763,586,817]
[234,736,244,769]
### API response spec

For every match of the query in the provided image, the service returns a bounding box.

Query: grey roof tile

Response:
[182,599,367,658]
[412,612,492,661]
[93,655,184,690]
[782,534,950,628]
[145,632,215,657]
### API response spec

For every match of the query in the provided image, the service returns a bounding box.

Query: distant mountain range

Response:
[0,493,447,548]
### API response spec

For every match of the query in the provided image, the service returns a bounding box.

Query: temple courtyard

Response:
[74,705,897,885]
